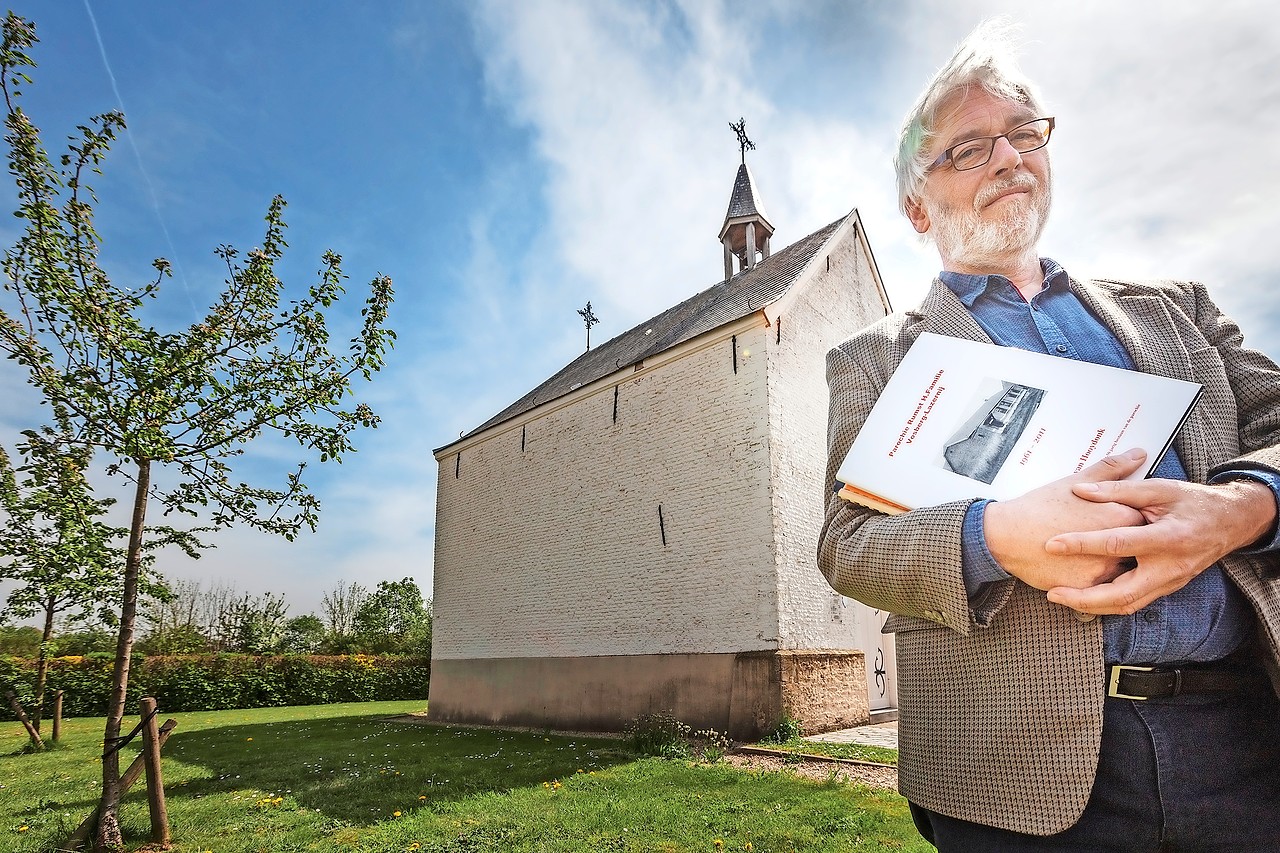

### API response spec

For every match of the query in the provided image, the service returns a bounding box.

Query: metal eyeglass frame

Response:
[928,116,1056,172]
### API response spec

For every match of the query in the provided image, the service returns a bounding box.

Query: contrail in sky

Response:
[82,0,198,315]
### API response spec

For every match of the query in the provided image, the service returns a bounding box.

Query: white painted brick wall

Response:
[765,221,891,651]
[433,323,779,660]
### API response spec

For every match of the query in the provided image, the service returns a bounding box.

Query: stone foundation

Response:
[427,649,868,740]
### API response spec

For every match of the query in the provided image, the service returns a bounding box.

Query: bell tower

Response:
[719,118,774,281]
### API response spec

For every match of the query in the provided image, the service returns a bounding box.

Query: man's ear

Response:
[905,196,930,235]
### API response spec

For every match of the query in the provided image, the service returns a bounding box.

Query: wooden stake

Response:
[64,718,177,850]
[140,697,170,845]
[4,689,45,751]
[52,690,63,742]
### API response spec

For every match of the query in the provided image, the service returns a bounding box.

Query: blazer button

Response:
[925,609,944,623]
[1075,611,1098,623]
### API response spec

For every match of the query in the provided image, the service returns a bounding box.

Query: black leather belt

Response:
[1106,662,1264,700]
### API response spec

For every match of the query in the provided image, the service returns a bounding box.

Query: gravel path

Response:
[723,752,898,790]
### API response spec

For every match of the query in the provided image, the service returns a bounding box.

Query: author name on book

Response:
[889,369,946,458]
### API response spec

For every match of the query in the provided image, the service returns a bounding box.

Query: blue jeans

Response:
[910,679,1280,851]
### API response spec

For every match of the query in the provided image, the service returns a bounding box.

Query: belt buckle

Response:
[1108,665,1155,700]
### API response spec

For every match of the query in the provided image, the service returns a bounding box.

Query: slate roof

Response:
[723,163,772,225]
[452,213,848,446]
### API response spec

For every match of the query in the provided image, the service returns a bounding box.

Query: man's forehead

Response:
[934,89,1036,144]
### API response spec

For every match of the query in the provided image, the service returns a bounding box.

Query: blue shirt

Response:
[943,259,1280,664]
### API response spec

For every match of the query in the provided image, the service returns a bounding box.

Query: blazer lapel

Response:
[910,279,995,343]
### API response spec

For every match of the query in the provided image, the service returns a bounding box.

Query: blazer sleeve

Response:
[1178,281,1280,578]
[1183,280,1280,473]
[815,336,1012,636]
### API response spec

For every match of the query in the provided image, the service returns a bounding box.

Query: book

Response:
[836,333,1203,514]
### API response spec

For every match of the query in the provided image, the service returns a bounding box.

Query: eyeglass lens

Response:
[948,118,1053,171]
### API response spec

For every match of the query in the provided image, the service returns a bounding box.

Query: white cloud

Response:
[468,0,1280,357]
[472,0,765,323]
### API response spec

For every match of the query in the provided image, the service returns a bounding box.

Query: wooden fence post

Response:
[140,697,171,845]
[64,718,177,850]
[4,689,45,751]
[52,690,63,742]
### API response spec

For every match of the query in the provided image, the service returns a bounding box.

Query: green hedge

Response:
[0,653,430,719]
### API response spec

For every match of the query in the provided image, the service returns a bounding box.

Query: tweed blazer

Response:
[817,276,1280,836]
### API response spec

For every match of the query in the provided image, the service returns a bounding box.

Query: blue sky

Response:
[3,0,1278,622]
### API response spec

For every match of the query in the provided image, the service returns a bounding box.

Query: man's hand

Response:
[984,448,1149,591]
[1043,466,1277,615]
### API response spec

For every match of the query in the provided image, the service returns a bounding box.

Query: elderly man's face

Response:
[906,87,1052,269]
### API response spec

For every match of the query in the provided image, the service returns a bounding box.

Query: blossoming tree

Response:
[0,13,395,850]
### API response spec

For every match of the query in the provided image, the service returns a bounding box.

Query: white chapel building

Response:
[429,155,895,739]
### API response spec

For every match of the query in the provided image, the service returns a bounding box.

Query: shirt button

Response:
[1142,609,1160,623]
[1055,344,1068,354]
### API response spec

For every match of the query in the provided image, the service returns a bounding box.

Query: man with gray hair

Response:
[818,20,1280,851]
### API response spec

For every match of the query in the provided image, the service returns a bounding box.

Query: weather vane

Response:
[729,117,755,164]
[577,301,600,351]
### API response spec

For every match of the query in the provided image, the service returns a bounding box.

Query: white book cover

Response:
[836,333,1203,514]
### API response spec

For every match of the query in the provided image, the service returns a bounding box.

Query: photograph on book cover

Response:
[941,380,1046,484]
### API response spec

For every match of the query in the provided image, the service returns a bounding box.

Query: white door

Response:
[854,601,897,712]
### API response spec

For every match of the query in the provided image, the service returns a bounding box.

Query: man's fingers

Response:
[1071,478,1164,506]
[1069,448,1149,499]
[1046,571,1166,616]
[1079,447,1147,482]
[1045,524,1147,557]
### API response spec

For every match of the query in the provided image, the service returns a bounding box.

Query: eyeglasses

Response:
[928,117,1055,172]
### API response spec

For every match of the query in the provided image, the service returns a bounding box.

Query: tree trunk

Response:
[4,690,44,750]
[93,458,150,853]
[32,594,55,733]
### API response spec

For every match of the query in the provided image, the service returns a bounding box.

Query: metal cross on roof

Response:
[577,301,600,351]
[729,117,755,164]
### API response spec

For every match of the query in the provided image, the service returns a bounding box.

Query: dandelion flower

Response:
[246,737,253,741]
[393,811,402,817]
[18,825,29,832]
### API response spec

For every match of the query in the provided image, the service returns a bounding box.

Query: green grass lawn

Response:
[1,701,930,852]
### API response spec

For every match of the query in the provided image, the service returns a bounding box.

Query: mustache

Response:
[975,173,1038,208]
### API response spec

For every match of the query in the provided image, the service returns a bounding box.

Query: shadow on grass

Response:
[159,711,634,825]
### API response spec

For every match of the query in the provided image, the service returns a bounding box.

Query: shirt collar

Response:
[940,257,1069,307]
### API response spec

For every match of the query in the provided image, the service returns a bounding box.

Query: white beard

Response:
[925,173,1052,270]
